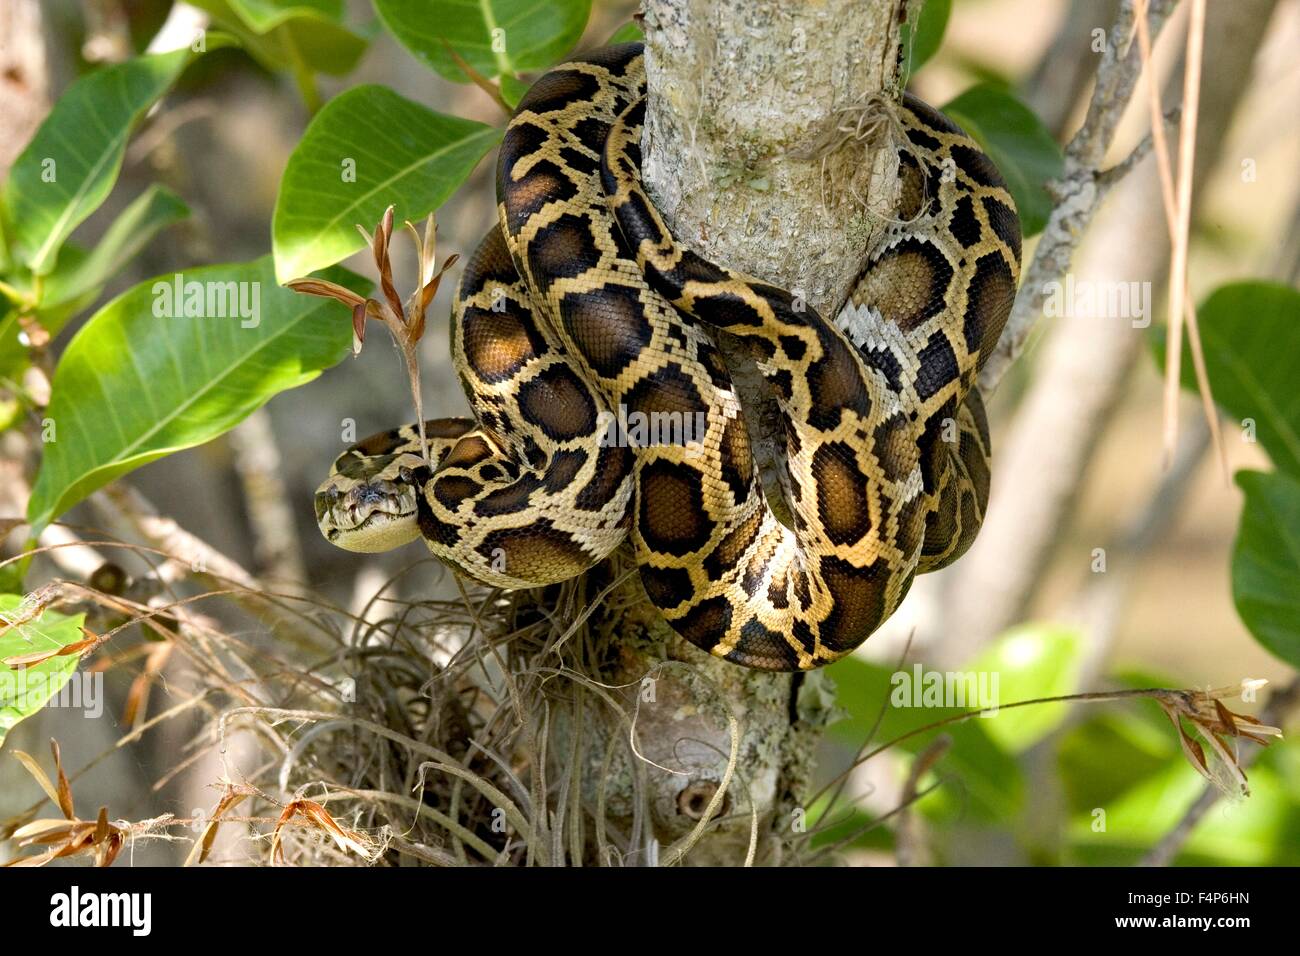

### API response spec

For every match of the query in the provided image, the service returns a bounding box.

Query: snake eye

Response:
[314,487,342,522]
[398,466,415,484]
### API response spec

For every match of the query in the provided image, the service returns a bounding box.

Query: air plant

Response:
[286,206,458,466]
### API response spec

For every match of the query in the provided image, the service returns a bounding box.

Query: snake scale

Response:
[314,43,1021,671]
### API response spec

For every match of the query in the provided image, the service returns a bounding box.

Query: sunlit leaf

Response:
[1066,753,1300,865]
[374,0,591,83]
[272,84,499,283]
[2,49,191,275]
[27,257,367,531]
[970,624,1082,752]
[1162,282,1300,476]
[0,595,87,748]
[41,185,190,312]
[829,655,1023,821]
[187,0,367,76]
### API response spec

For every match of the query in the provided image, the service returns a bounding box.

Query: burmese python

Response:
[314,43,1021,671]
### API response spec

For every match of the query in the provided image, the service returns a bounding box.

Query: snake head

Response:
[314,452,428,553]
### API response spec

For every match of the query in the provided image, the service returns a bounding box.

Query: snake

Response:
[314,43,1021,671]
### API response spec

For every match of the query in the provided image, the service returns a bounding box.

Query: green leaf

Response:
[43,185,190,311]
[1066,751,1300,865]
[608,22,644,45]
[829,655,1023,821]
[1058,706,1179,813]
[1165,282,1300,477]
[0,298,27,382]
[2,49,191,275]
[26,256,367,531]
[220,0,344,32]
[374,0,592,83]
[1232,470,1300,669]
[188,0,367,76]
[901,0,951,82]
[969,623,1082,752]
[0,595,87,748]
[499,73,531,109]
[0,186,190,381]
[942,84,1063,236]
[272,84,500,283]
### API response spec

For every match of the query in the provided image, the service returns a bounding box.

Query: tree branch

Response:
[940,0,1280,661]
[980,0,1180,392]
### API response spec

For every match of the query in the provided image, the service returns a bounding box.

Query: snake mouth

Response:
[315,482,421,553]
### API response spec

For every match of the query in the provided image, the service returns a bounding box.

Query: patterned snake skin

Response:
[314,43,1021,671]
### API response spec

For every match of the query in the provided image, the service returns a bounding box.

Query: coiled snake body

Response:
[315,44,1021,671]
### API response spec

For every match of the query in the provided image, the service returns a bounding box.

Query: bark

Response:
[0,0,49,179]
[641,0,903,315]
[602,0,907,862]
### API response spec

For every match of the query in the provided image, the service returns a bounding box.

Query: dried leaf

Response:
[51,739,75,820]
[375,208,404,323]
[3,846,61,867]
[100,833,124,868]
[300,800,372,858]
[410,252,460,346]
[1163,705,1212,781]
[4,627,103,667]
[4,648,60,668]
[122,642,173,728]
[354,222,375,250]
[3,749,133,867]
[283,277,367,308]
[409,307,426,346]
[12,750,60,806]
[351,302,368,355]
[185,788,250,867]
[12,818,79,844]
[419,253,459,316]
[1212,698,1237,734]
[270,798,373,864]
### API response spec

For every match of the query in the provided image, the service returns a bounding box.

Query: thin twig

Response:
[1160,0,1206,466]
[440,40,513,115]
[980,0,1180,391]
[1136,0,1228,482]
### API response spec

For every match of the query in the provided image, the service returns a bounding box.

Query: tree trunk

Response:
[596,0,906,864]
